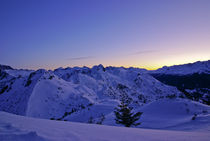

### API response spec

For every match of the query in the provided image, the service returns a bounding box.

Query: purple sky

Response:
[0,0,210,70]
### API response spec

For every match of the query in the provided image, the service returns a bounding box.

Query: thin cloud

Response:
[130,50,160,55]
[68,56,95,61]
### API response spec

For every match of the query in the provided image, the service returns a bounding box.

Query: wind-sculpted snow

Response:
[0,122,47,141]
[0,112,209,141]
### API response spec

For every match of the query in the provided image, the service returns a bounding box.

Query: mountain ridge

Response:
[0,60,209,129]
[1,60,209,74]
[150,60,210,75]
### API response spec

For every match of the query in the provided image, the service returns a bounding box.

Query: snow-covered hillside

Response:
[138,99,210,131]
[0,61,210,134]
[0,111,209,141]
[0,69,45,115]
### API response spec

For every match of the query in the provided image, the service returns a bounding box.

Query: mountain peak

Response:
[0,64,13,70]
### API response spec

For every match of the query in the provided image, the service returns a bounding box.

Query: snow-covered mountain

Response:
[150,60,210,75]
[0,65,184,123]
[0,61,209,130]
[0,69,45,115]
[0,65,183,122]
[0,64,13,70]
[149,60,210,105]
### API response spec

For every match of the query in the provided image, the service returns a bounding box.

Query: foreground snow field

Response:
[0,112,209,141]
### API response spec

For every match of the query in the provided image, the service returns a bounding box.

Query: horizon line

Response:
[1,59,209,71]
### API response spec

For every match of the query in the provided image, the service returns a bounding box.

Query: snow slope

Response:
[26,71,90,119]
[0,111,209,141]
[0,69,45,115]
[138,99,210,131]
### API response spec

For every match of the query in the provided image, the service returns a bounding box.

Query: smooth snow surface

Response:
[139,99,210,131]
[0,112,209,141]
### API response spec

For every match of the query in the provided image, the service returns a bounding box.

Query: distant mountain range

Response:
[150,60,210,105]
[150,60,210,75]
[0,60,209,129]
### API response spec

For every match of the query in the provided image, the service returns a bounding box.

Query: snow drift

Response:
[0,112,209,141]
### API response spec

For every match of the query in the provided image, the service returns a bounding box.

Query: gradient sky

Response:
[0,0,210,70]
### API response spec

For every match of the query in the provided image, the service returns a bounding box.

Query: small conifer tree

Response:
[114,101,142,127]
